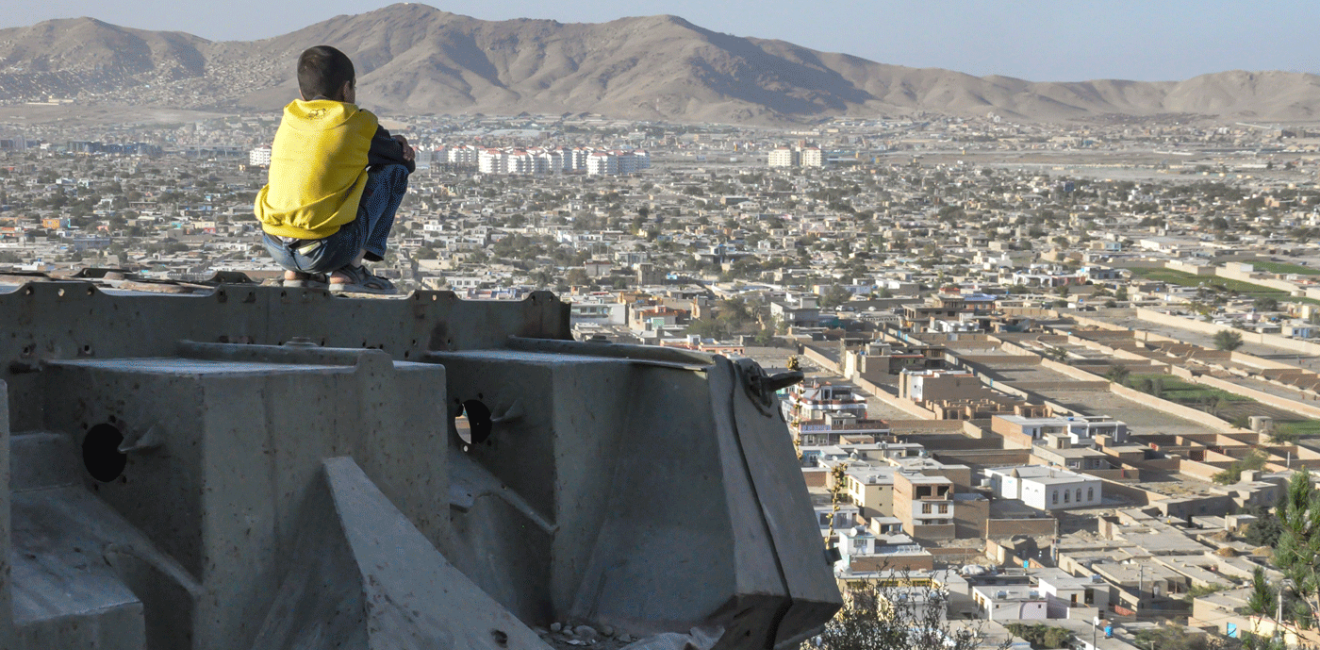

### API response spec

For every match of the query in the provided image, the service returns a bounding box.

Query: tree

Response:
[1254,297,1280,312]
[685,318,730,340]
[1275,468,1320,624]
[1132,624,1244,650]
[1004,623,1073,649]
[1244,501,1284,548]
[1213,451,1268,485]
[820,284,853,310]
[1247,566,1278,621]
[1215,329,1245,352]
[1105,365,1131,384]
[810,577,1009,650]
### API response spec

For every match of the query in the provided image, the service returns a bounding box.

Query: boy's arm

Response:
[368,126,416,173]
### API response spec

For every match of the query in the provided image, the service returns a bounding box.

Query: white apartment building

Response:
[768,147,799,167]
[801,147,824,167]
[248,146,272,167]
[478,149,508,174]
[447,146,480,166]
[586,152,617,176]
[766,145,824,168]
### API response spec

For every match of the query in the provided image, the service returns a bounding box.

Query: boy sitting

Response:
[254,45,415,294]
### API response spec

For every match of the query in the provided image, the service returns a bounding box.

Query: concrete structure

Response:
[971,585,1048,622]
[991,414,1128,447]
[0,279,840,650]
[833,525,932,574]
[985,466,1103,511]
[843,465,896,519]
[899,369,982,404]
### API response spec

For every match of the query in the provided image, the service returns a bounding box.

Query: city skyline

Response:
[3,1,1320,83]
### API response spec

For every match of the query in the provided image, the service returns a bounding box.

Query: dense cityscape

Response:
[9,103,1320,650]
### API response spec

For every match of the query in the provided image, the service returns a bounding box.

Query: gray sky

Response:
[5,1,1319,82]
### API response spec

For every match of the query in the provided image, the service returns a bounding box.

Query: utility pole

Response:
[1138,564,1144,613]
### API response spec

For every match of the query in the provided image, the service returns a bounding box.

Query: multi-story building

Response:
[893,471,956,541]
[794,413,889,446]
[447,145,480,166]
[766,145,822,168]
[586,152,617,176]
[768,147,799,167]
[785,380,868,426]
[248,146,271,167]
[478,149,507,174]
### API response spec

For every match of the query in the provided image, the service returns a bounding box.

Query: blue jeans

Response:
[263,164,409,274]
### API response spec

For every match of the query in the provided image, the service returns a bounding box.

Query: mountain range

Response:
[2,3,1319,124]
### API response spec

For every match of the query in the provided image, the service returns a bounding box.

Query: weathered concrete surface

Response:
[253,457,552,650]
[37,351,449,650]
[0,283,838,650]
[429,347,842,648]
[726,359,842,649]
[0,380,12,647]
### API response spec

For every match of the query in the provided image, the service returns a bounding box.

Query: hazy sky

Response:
[6,1,1319,82]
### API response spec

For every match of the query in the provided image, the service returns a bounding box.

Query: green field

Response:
[1278,420,1320,437]
[1128,373,1320,439]
[1127,374,1253,404]
[1245,260,1320,277]
[1123,267,1289,298]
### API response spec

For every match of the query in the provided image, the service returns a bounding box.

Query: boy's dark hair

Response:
[297,46,355,100]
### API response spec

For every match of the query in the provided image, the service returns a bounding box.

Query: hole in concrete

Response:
[83,423,127,483]
[458,400,493,447]
[492,630,508,648]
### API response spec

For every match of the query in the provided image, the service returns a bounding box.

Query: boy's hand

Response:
[393,134,415,162]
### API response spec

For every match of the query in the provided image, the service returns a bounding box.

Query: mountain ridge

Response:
[1,4,1318,124]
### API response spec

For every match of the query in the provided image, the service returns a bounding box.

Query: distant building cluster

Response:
[245,142,650,176]
[0,139,34,151]
[68,141,162,156]
[476,147,650,176]
[768,145,824,168]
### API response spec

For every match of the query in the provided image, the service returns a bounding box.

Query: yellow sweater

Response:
[254,100,378,239]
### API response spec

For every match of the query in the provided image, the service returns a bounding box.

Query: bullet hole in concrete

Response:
[83,423,127,483]
[457,400,493,447]
[492,629,508,648]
